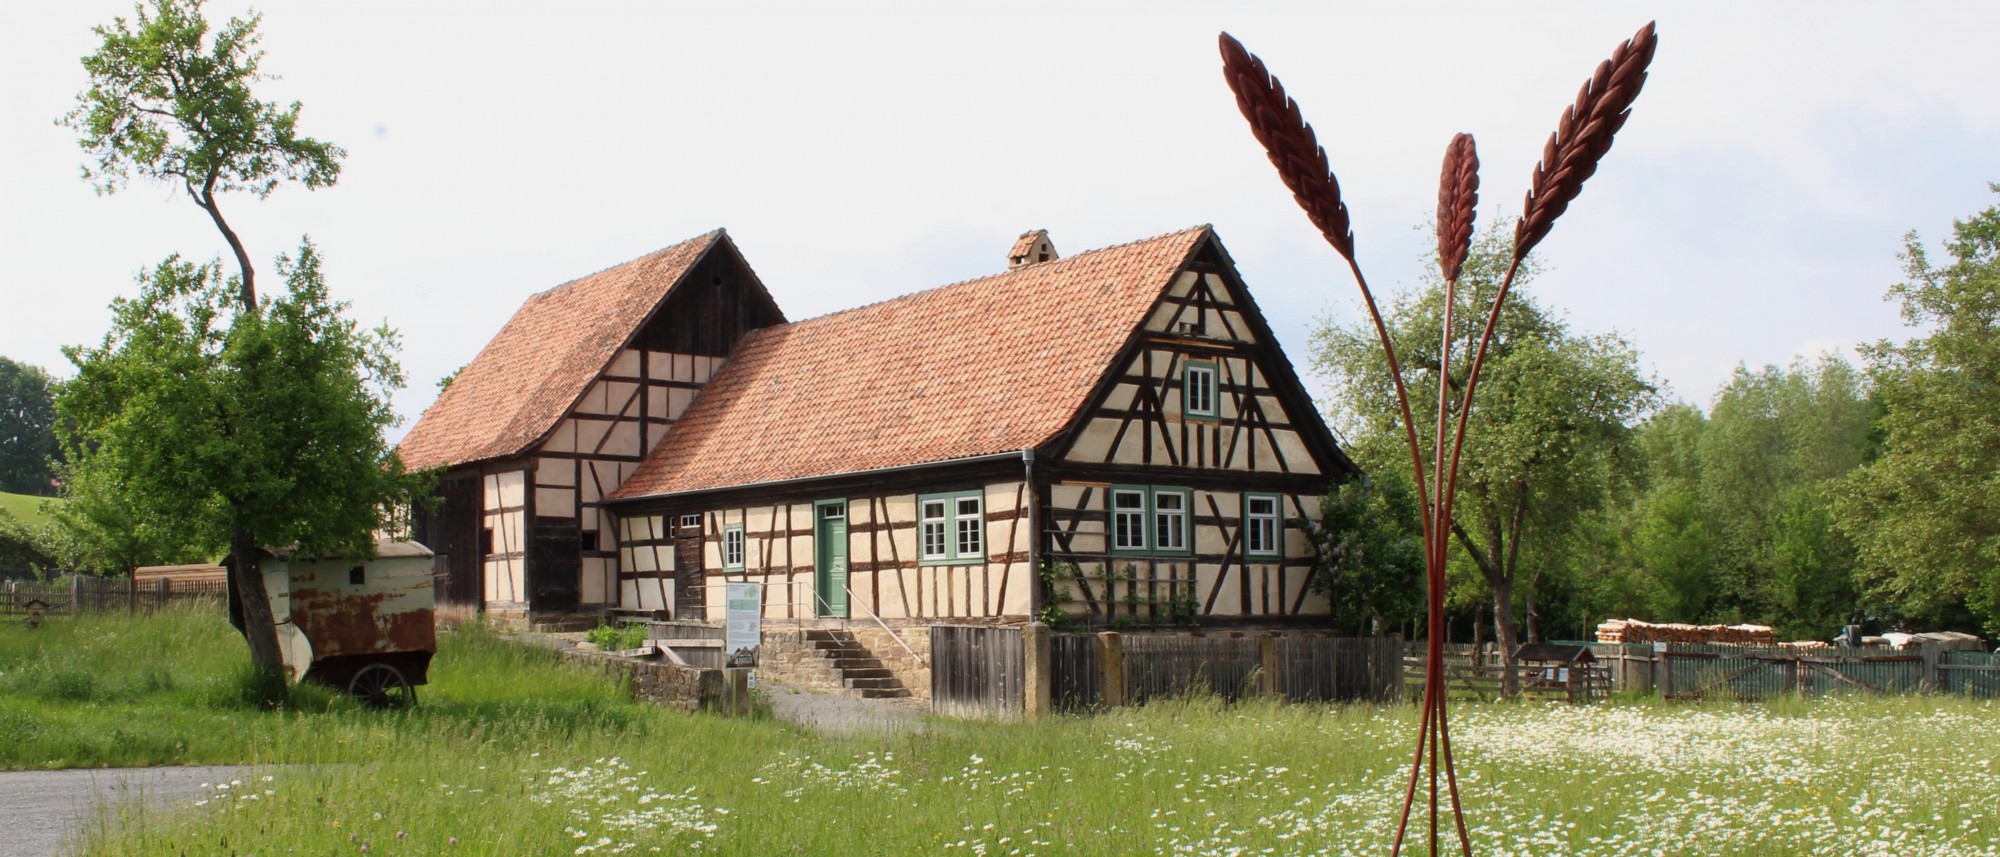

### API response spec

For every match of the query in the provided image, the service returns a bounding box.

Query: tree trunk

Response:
[1491,576,1520,696]
[191,177,257,309]
[1472,600,1484,669]
[230,528,287,696]
[1525,591,1539,644]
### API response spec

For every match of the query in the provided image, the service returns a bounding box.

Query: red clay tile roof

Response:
[397,231,725,471]
[611,226,1211,499]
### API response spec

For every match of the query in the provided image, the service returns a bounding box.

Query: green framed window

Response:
[722,524,745,570]
[1183,361,1219,419]
[1152,487,1192,555]
[919,490,985,564]
[1110,486,1150,554]
[1109,485,1192,556]
[1244,493,1281,557]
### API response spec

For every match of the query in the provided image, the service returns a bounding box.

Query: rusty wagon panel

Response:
[231,535,438,692]
[285,539,437,687]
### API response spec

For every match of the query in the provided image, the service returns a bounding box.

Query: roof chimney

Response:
[1007,230,1059,270]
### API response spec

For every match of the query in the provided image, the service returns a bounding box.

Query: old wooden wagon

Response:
[228,534,437,707]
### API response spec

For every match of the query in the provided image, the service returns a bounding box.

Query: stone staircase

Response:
[805,629,912,699]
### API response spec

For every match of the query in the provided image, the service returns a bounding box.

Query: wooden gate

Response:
[930,625,1023,719]
[1050,633,1101,711]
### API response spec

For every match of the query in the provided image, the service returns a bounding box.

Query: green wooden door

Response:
[815,500,848,617]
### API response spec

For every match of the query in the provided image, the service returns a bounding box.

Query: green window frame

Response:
[1109,485,1193,556]
[1183,361,1219,420]
[1244,493,1282,558]
[722,524,745,570]
[1152,487,1193,556]
[1109,485,1151,555]
[919,490,986,565]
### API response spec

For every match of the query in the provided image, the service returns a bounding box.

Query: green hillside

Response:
[0,491,56,528]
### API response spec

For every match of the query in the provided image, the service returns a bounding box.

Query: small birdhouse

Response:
[23,599,50,629]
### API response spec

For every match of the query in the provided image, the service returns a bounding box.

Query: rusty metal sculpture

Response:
[1219,22,1659,856]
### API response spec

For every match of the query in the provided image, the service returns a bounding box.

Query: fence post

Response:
[1654,642,1671,699]
[1920,640,1939,693]
[1259,635,1281,699]
[1023,622,1051,721]
[157,578,171,612]
[1097,631,1125,708]
[71,575,83,613]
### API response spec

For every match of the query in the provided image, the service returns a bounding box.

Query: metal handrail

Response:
[846,583,924,668]
[763,580,924,669]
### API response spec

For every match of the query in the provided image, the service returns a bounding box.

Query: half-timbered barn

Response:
[399,230,784,620]
[600,225,1360,626]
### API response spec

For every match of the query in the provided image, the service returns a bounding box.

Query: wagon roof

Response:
[609,225,1213,500]
[397,230,735,472]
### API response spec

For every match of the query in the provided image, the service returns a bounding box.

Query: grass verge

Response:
[6,609,1997,856]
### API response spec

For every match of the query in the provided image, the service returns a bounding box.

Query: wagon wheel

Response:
[348,663,416,709]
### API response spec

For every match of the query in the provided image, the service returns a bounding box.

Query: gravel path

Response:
[0,765,256,857]
[759,677,929,737]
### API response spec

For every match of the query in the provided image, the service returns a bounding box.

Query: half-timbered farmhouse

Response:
[402,225,1358,628]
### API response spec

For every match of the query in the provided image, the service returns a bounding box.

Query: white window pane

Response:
[1156,493,1184,512]
[1114,491,1146,510]
[957,497,980,516]
[923,522,946,558]
[1249,497,1276,516]
[957,518,982,557]
[922,500,946,520]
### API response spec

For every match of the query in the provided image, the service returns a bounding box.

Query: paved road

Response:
[0,765,253,857]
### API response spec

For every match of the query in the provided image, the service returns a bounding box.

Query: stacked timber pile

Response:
[1595,618,1777,647]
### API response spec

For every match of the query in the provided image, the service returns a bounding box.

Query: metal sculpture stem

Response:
[1217,22,1657,857]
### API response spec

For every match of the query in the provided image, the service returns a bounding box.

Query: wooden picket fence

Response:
[1,575,227,617]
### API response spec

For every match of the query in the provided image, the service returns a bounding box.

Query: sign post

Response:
[723,583,762,716]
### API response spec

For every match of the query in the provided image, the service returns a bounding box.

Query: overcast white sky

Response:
[5,2,1998,443]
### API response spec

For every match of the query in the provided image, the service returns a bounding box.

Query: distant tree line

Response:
[1311,194,2000,643]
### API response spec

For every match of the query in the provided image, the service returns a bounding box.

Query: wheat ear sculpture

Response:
[1219,22,1658,856]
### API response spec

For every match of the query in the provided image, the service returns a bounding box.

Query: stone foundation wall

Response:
[756,630,850,691]
[754,626,936,700]
[849,626,932,700]
[559,649,726,713]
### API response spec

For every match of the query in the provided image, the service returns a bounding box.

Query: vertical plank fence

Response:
[1043,632,1402,712]
[930,624,1024,719]
[1050,632,1100,711]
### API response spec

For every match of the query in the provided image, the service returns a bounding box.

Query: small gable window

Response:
[1184,362,1218,419]
[921,491,985,564]
[723,524,745,570]
[1245,494,1281,557]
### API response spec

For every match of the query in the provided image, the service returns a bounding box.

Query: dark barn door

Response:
[675,517,706,620]
[529,519,581,613]
[418,473,484,610]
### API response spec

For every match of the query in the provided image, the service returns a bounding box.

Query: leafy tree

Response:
[0,358,60,495]
[1838,190,2000,636]
[63,0,342,308]
[58,0,412,686]
[1303,471,1424,636]
[1697,357,1871,631]
[1313,220,1656,680]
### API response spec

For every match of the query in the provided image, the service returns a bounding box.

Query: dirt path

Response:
[759,677,929,737]
[0,765,255,857]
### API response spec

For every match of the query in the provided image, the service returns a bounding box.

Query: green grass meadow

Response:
[0,490,56,529]
[4,608,1998,856]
